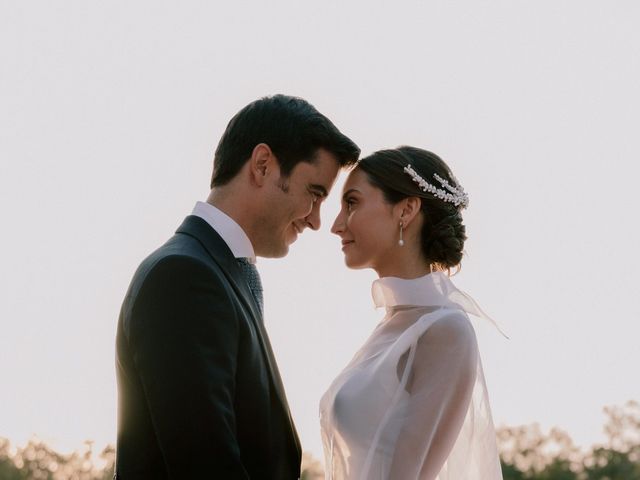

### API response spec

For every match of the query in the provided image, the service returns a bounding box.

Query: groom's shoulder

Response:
[119,239,235,342]
[121,241,225,317]
[126,233,225,297]
[136,235,217,281]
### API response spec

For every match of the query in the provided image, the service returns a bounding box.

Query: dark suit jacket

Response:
[115,216,302,479]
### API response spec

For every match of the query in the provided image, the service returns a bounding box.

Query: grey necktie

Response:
[236,257,264,316]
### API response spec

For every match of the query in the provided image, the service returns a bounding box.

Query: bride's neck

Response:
[374,248,432,279]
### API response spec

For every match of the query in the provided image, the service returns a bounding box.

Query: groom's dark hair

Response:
[211,94,360,187]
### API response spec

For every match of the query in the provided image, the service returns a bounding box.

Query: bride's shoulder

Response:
[417,308,476,346]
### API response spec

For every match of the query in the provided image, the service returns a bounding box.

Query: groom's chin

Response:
[261,242,291,259]
[261,249,289,259]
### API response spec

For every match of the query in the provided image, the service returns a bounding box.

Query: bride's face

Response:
[331,169,399,270]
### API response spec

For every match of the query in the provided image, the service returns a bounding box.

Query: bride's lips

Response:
[341,240,354,251]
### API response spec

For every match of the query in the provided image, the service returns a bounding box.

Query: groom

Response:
[114,95,359,479]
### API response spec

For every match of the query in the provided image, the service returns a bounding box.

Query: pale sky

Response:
[1,0,639,463]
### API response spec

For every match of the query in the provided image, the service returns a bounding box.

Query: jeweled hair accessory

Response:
[403,164,469,209]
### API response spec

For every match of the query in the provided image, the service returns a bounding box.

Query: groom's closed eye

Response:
[308,184,328,201]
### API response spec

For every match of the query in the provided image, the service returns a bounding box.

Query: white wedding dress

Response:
[319,272,503,480]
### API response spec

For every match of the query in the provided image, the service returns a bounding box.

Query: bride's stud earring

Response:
[398,221,404,247]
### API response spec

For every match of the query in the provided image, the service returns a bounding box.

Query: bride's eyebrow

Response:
[342,188,360,200]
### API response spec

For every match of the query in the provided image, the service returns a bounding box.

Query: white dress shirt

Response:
[191,201,256,263]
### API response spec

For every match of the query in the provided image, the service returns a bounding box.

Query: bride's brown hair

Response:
[355,146,467,271]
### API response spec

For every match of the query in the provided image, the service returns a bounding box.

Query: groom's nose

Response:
[304,202,321,231]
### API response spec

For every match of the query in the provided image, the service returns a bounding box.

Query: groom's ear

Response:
[248,143,275,187]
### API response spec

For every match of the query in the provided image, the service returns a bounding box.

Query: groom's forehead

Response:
[296,154,340,185]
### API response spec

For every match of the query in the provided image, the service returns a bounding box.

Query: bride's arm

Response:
[388,313,478,479]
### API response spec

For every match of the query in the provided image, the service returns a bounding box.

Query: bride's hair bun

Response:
[422,213,466,269]
[355,146,467,270]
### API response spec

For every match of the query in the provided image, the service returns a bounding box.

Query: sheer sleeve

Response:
[388,312,479,479]
[322,274,502,479]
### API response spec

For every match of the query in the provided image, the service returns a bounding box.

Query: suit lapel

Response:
[177,216,263,324]
[176,216,300,453]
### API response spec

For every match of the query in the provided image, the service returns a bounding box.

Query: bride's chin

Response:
[343,255,367,270]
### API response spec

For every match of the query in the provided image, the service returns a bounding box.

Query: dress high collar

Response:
[372,272,451,308]
[371,272,495,324]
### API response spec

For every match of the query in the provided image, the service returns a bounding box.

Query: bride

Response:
[320,146,503,479]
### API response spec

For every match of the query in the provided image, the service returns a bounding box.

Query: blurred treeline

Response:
[499,401,640,480]
[1,401,638,480]
[0,440,114,480]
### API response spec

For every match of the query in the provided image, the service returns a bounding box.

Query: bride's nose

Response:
[331,211,345,236]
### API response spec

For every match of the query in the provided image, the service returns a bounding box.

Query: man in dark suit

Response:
[114,95,360,479]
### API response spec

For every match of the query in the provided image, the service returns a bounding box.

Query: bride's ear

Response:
[396,196,422,227]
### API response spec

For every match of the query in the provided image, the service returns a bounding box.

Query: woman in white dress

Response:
[320,146,503,480]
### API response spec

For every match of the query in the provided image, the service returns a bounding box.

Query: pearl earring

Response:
[398,221,404,247]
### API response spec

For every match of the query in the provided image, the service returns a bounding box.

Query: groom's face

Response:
[257,148,340,258]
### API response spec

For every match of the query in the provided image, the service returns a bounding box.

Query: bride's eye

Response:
[345,198,356,211]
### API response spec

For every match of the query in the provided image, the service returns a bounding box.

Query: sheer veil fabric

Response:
[319,272,503,479]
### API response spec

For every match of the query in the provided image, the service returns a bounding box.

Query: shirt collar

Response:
[191,201,256,263]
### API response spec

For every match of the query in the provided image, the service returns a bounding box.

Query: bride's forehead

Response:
[343,168,369,190]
